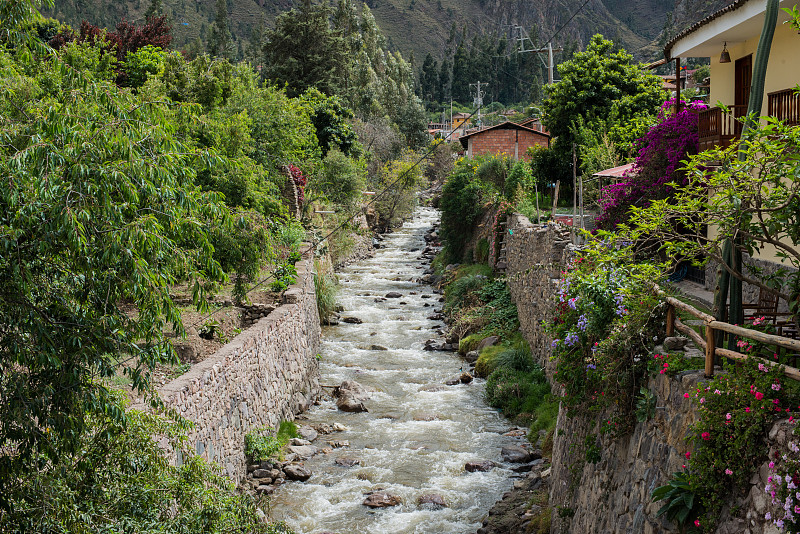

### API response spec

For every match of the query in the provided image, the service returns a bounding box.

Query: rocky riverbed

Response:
[263,207,538,534]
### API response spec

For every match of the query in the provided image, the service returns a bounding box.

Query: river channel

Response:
[269,206,519,534]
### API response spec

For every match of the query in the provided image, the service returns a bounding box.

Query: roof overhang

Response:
[593,163,635,179]
[666,0,795,59]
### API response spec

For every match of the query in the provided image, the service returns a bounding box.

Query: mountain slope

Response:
[46,0,691,64]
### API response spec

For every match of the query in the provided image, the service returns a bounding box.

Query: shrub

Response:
[444,274,488,313]
[493,341,534,372]
[314,266,338,325]
[245,429,282,462]
[475,238,490,263]
[245,420,299,463]
[474,345,505,378]
[596,100,704,230]
[317,149,366,208]
[548,242,665,434]
[458,333,483,355]
[677,358,800,531]
[439,166,485,263]
[484,366,550,417]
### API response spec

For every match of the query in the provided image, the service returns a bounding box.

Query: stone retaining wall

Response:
[504,213,572,378]
[501,213,781,534]
[157,258,321,483]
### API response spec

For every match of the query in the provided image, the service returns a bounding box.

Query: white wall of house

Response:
[709,21,800,112]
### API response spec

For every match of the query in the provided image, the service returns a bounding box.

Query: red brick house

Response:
[459,121,550,160]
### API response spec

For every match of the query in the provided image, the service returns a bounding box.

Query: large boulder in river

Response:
[363,492,402,508]
[418,494,448,508]
[477,336,500,352]
[283,464,312,481]
[501,445,533,463]
[465,460,495,472]
[334,380,369,413]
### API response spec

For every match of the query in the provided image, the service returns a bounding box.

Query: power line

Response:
[539,0,593,49]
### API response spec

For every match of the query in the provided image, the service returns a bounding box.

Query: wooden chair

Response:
[743,287,792,326]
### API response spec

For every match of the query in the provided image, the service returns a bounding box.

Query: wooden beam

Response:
[666,304,676,337]
[705,323,716,377]
[708,320,800,352]
[664,296,715,323]
[716,347,800,381]
[675,318,706,349]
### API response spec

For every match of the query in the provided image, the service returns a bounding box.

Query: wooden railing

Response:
[768,88,800,126]
[697,105,746,151]
[663,295,800,380]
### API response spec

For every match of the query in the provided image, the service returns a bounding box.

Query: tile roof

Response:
[664,0,746,58]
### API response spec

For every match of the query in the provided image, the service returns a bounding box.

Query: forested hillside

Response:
[46,0,724,73]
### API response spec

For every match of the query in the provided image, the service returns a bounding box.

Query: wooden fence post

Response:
[666,304,675,337]
[705,323,716,377]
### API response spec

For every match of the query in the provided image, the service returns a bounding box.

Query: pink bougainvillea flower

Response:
[755,392,764,400]
[684,393,690,398]
[746,407,751,413]
[701,432,711,441]
[726,413,732,420]
[685,451,691,459]
[694,519,700,527]
[725,468,733,475]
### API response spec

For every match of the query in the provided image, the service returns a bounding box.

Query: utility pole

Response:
[516,26,563,85]
[469,81,485,126]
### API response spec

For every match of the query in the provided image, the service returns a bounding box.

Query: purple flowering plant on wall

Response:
[596,100,707,230]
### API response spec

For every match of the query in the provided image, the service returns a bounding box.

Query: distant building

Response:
[459,121,550,161]
[451,113,472,131]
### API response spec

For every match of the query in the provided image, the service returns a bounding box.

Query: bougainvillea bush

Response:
[596,100,706,230]
[548,242,664,432]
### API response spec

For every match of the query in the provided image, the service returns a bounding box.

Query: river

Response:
[269,206,519,534]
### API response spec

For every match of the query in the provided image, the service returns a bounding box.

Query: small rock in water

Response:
[326,440,349,448]
[287,445,318,459]
[283,464,312,482]
[334,457,360,467]
[331,423,348,432]
[385,292,402,298]
[342,317,363,324]
[418,384,447,392]
[363,492,402,508]
[334,380,369,413]
[501,445,533,463]
[370,344,388,351]
[464,350,479,363]
[465,461,495,472]
[459,372,473,384]
[417,494,448,508]
[297,426,318,442]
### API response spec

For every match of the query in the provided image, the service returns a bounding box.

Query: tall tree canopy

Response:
[542,34,665,148]
[262,0,346,98]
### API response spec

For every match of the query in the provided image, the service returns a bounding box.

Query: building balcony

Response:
[698,88,799,151]
[697,104,746,152]
[768,88,800,126]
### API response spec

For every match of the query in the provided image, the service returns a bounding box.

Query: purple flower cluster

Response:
[565,332,579,346]
[577,314,589,331]
[596,100,706,230]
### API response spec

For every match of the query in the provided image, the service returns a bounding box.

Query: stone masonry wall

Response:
[504,213,572,378]
[157,258,321,483]
[502,212,785,534]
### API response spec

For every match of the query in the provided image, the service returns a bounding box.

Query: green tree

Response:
[0,47,226,510]
[208,0,231,58]
[542,34,666,148]
[262,0,347,97]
